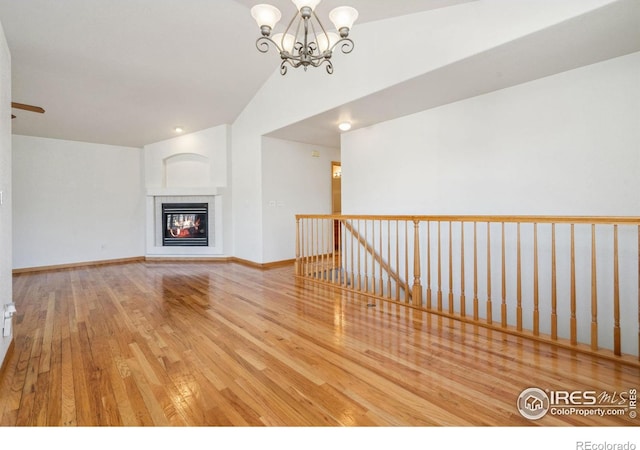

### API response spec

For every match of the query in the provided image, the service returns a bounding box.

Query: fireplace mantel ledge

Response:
[146,187,220,197]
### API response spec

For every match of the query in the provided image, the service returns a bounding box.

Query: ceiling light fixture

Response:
[251,1,358,75]
[174,126,184,133]
[338,122,352,131]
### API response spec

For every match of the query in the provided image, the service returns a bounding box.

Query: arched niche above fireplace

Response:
[163,153,210,188]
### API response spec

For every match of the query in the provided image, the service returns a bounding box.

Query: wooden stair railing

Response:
[296,214,640,367]
[341,219,412,302]
[295,216,412,301]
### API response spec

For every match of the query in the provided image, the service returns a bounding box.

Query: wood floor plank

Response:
[1,261,638,426]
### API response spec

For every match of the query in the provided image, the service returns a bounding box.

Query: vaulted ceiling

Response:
[1,0,638,149]
[0,0,472,148]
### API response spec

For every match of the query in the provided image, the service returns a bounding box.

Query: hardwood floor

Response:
[0,261,638,426]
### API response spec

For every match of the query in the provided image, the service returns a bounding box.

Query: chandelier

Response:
[250,1,358,75]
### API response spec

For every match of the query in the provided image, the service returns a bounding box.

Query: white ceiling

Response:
[0,0,474,148]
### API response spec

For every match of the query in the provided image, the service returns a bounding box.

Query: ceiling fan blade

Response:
[11,102,45,114]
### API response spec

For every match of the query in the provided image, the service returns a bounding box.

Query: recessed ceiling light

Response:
[174,126,184,133]
[338,122,351,131]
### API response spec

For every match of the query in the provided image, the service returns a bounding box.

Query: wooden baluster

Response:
[324,219,328,280]
[303,219,308,276]
[328,219,332,281]
[364,220,369,292]
[318,218,322,280]
[591,224,598,351]
[329,219,335,283]
[487,222,492,325]
[373,220,377,294]
[310,218,313,277]
[300,218,306,276]
[405,220,410,303]
[350,220,355,290]
[427,221,432,309]
[533,223,539,336]
[328,219,333,281]
[473,222,479,321]
[317,218,322,279]
[517,222,522,331]
[295,217,301,276]
[395,220,400,301]
[357,220,362,291]
[307,218,311,277]
[551,223,557,340]
[379,220,384,296]
[343,221,348,287]
[338,219,347,287]
[369,220,374,294]
[460,221,466,318]
[330,219,335,283]
[309,218,313,277]
[613,224,620,356]
[341,220,345,284]
[311,218,316,278]
[321,219,326,280]
[313,218,316,276]
[501,222,507,328]
[448,221,454,314]
[343,220,347,285]
[412,219,423,307]
[570,224,577,345]
[437,221,442,311]
[387,220,392,298]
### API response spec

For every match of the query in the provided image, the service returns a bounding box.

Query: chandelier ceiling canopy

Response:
[251,1,358,75]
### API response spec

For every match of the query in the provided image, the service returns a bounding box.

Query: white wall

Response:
[0,20,13,367]
[340,52,640,354]
[144,125,228,190]
[12,135,145,269]
[262,137,339,262]
[341,52,640,216]
[231,0,618,263]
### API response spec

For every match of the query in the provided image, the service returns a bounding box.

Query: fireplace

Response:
[162,203,208,247]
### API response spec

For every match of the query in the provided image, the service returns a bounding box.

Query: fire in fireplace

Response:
[162,203,208,246]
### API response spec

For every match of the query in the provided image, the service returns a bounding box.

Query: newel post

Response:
[412,219,423,307]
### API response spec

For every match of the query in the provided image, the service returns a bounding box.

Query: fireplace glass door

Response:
[162,203,208,246]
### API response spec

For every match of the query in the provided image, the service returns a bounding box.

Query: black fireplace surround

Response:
[162,203,208,247]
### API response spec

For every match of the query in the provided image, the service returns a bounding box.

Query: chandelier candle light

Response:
[251,0,358,75]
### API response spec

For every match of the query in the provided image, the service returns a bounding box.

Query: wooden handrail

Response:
[297,214,640,224]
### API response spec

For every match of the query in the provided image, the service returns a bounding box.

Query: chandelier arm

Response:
[282,51,306,63]
[312,10,331,53]
[282,56,306,68]
[280,60,289,75]
[256,36,280,53]
[282,8,299,40]
[311,57,334,74]
[293,15,303,44]
[307,19,317,57]
[288,15,304,60]
[329,37,354,55]
[325,60,334,74]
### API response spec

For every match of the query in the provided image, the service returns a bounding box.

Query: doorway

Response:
[331,161,341,214]
[331,161,341,249]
